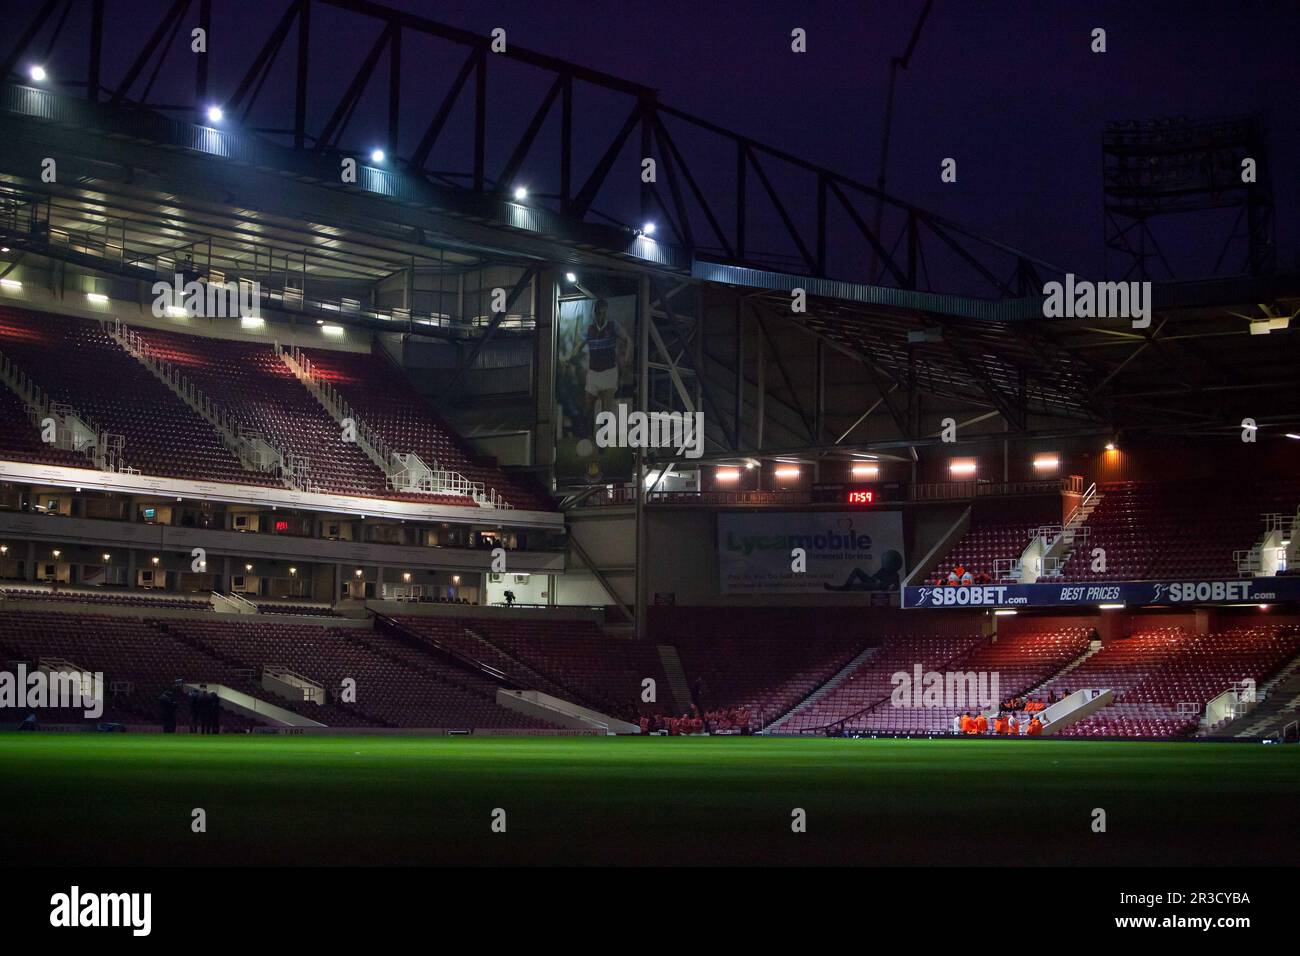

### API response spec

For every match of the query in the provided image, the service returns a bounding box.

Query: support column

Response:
[734,300,744,449]
[815,336,825,446]
[756,317,765,450]
[635,274,651,642]
[534,268,557,471]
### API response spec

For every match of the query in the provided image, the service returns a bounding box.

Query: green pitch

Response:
[2,734,1297,866]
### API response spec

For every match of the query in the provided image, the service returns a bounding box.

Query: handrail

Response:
[0,346,134,474]
[104,317,306,490]
[277,342,507,507]
[909,475,1083,502]
[1062,482,1098,528]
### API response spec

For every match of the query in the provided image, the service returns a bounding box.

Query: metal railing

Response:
[908,475,1084,502]
[278,342,509,508]
[105,317,306,491]
[0,347,137,474]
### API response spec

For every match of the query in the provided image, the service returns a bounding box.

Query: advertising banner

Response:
[718,511,905,594]
[902,577,1300,609]
[554,294,637,484]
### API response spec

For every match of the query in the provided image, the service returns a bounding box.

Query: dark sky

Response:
[27,0,1300,284]
[376,0,1299,279]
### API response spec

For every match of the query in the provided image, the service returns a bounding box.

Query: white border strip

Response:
[0,459,563,529]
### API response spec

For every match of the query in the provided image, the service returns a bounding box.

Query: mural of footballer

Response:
[565,298,633,479]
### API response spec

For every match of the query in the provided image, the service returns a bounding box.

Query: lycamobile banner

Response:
[718,511,905,595]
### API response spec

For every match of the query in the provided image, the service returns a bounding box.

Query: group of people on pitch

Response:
[640,705,752,735]
[157,682,223,734]
[954,711,1044,736]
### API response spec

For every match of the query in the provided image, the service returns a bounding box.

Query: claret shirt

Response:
[585,320,618,372]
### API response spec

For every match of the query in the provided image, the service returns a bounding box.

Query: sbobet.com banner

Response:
[903,577,1300,609]
[718,511,905,595]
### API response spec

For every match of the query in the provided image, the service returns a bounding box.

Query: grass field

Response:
[3,734,1297,866]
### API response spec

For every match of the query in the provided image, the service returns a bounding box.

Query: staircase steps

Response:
[655,644,692,714]
[1021,640,1103,699]
[763,645,879,734]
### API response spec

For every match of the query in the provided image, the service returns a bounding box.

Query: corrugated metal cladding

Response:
[473,338,533,370]
[691,259,1047,321]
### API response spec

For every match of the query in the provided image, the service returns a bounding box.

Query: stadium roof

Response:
[3,0,1298,442]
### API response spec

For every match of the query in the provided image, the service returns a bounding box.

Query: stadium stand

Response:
[0,308,278,486]
[776,627,1091,735]
[297,347,552,511]
[5,597,1300,740]
[671,630,872,731]
[0,307,553,511]
[773,633,974,734]
[389,614,666,720]
[1056,480,1300,582]
[0,611,263,727]
[129,327,392,498]
[1053,625,1300,737]
[927,496,1062,585]
[162,617,558,729]
[254,601,342,618]
[0,384,91,469]
[0,586,211,611]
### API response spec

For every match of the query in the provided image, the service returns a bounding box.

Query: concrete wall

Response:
[484,571,551,606]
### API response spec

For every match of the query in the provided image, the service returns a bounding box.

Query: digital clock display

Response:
[813,481,897,504]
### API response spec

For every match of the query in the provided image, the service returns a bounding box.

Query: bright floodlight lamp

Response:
[205,105,224,123]
[565,272,577,283]
[29,65,46,82]
[513,186,528,200]
[642,222,656,235]
[370,148,385,163]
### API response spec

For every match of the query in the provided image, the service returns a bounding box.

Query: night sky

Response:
[19,0,1300,283]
